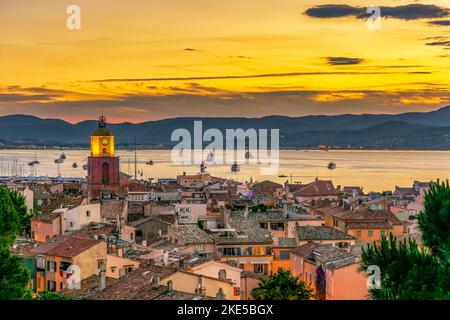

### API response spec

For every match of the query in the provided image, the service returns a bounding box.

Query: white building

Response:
[56,199,102,233]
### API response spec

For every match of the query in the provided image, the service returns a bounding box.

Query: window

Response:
[280,251,290,260]
[47,261,56,272]
[59,261,71,271]
[86,210,91,217]
[380,230,386,237]
[47,280,56,292]
[69,222,73,228]
[36,257,46,271]
[218,269,227,280]
[356,230,362,237]
[270,223,284,231]
[254,264,266,274]
[221,247,242,256]
[368,230,373,237]
[130,233,134,241]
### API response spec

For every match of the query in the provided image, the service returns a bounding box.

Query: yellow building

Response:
[29,235,107,292]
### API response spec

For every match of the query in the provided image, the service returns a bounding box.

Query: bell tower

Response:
[87,115,120,198]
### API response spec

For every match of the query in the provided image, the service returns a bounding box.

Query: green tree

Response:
[251,269,316,300]
[0,187,21,248]
[0,249,32,300]
[418,180,450,260]
[0,185,33,300]
[360,234,450,300]
[35,291,71,300]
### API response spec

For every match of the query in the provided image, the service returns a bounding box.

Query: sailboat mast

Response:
[134,136,137,180]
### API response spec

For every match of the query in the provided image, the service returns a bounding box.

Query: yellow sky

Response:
[0,0,449,122]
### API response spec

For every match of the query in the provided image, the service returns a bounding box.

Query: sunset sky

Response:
[0,0,449,123]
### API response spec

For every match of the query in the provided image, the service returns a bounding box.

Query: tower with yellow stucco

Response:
[87,115,120,198]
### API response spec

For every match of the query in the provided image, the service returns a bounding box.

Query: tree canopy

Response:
[418,180,450,260]
[360,234,450,300]
[0,185,32,300]
[251,269,316,300]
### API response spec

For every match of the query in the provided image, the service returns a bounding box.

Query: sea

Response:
[1,149,450,192]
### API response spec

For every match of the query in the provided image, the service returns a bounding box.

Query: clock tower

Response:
[87,115,120,198]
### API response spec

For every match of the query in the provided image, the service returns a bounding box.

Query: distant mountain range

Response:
[2,106,450,149]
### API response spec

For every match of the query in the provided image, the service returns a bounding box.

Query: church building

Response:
[87,115,121,198]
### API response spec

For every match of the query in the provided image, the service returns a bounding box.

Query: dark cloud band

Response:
[305,4,450,20]
[325,57,365,66]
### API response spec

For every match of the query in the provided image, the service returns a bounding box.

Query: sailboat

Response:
[206,148,215,163]
[28,152,40,166]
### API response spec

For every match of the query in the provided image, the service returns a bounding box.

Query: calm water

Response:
[1,149,450,192]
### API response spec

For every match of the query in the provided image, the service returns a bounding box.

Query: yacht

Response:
[146,160,154,165]
[328,162,336,170]
[200,161,207,174]
[72,162,78,168]
[231,162,240,172]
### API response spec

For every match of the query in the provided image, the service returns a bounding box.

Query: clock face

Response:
[101,138,109,146]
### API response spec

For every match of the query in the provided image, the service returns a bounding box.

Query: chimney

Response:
[216,288,225,300]
[99,261,106,291]
[222,210,231,229]
[99,272,106,291]
[151,275,160,288]
[163,250,169,266]
[166,280,173,293]
[178,258,185,271]
[384,196,389,213]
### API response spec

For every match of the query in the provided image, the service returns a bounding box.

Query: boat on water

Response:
[82,164,88,170]
[231,162,240,172]
[146,160,154,165]
[206,148,215,163]
[54,158,63,164]
[278,174,288,178]
[72,162,78,168]
[59,152,66,160]
[28,152,40,166]
[328,162,336,170]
